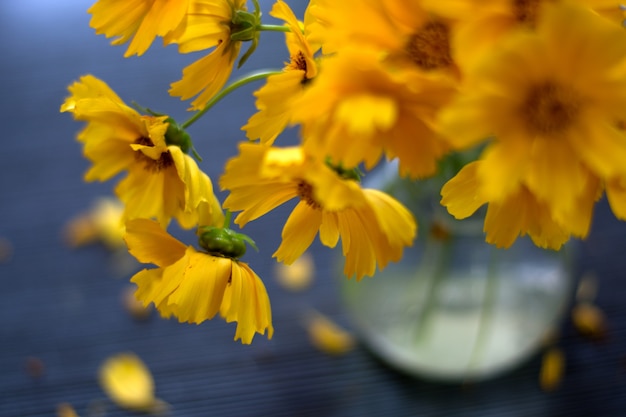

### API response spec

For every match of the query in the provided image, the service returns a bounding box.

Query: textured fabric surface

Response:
[1,1,626,416]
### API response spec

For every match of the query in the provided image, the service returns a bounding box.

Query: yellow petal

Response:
[98,353,155,411]
[441,161,487,219]
[307,311,355,355]
[56,403,79,417]
[539,347,565,392]
[606,175,626,220]
[274,252,315,291]
[273,201,322,265]
[124,219,186,267]
[571,302,608,340]
[335,94,398,135]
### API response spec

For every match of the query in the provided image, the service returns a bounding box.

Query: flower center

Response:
[297,180,321,209]
[405,20,453,71]
[134,137,174,172]
[287,51,311,85]
[522,81,580,136]
[512,0,546,25]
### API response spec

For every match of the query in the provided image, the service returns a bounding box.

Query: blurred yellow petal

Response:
[307,312,355,355]
[63,197,125,249]
[274,252,315,292]
[56,403,79,417]
[539,347,565,392]
[572,302,608,340]
[99,353,155,411]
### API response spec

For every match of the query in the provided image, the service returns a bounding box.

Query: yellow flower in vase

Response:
[290,47,455,179]
[438,1,626,248]
[166,0,251,110]
[220,143,416,280]
[125,218,273,344]
[88,0,190,57]
[242,0,318,145]
[61,75,223,229]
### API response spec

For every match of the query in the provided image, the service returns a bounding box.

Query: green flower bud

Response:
[231,10,259,42]
[197,226,257,259]
[164,117,192,154]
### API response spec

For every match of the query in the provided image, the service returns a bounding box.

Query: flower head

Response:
[307,0,458,76]
[290,47,455,179]
[61,75,223,228]
[220,143,416,279]
[88,0,190,57]
[438,2,626,247]
[166,0,249,110]
[125,218,273,344]
[242,0,318,145]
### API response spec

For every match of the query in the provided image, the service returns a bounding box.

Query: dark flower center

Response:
[522,81,580,136]
[134,137,174,172]
[297,180,321,209]
[405,20,453,71]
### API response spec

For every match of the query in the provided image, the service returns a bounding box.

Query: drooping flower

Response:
[290,47,455,179]
[438,2,626,246]
[88,0,190,57]
[242,0,318,145]
[220,143,416,279]
[166,0,249,110]
[125,218,273,344]
[61,75,223,229]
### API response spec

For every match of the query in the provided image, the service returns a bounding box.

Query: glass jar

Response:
[340,163,574,382]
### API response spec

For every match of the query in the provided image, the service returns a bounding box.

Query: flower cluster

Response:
[62,0,626,343]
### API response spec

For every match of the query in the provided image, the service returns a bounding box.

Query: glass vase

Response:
[340,163,574,382]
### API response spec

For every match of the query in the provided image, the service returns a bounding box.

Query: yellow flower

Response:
[88,0,190,57]
[306,0,458,76]
[125,218,273,344]
[438,2,626,244]
[220,143,416,279]
[166,0,247,110]
[61,75,223,229]
[242,0,318,145]
[290,47,454,179]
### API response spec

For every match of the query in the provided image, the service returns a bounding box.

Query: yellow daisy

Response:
[438,1,626,235]
[242,0,318,145]
[61,75,223,228]
[290,47,454,179]
[220,143,416,280]
[166,0,247,110]
[88,0,190,57]
[125,218,273,344]
[306,0,458,76]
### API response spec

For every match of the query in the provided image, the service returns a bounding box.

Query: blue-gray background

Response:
[1,1,626,416]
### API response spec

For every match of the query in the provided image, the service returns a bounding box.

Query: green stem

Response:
[180,69,282,129]
[414,233,455,343]
[223,210,232,229]
[256,24,291,33]
[466,245,500,379]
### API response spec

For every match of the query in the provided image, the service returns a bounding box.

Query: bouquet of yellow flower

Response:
[61,0,626,346]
